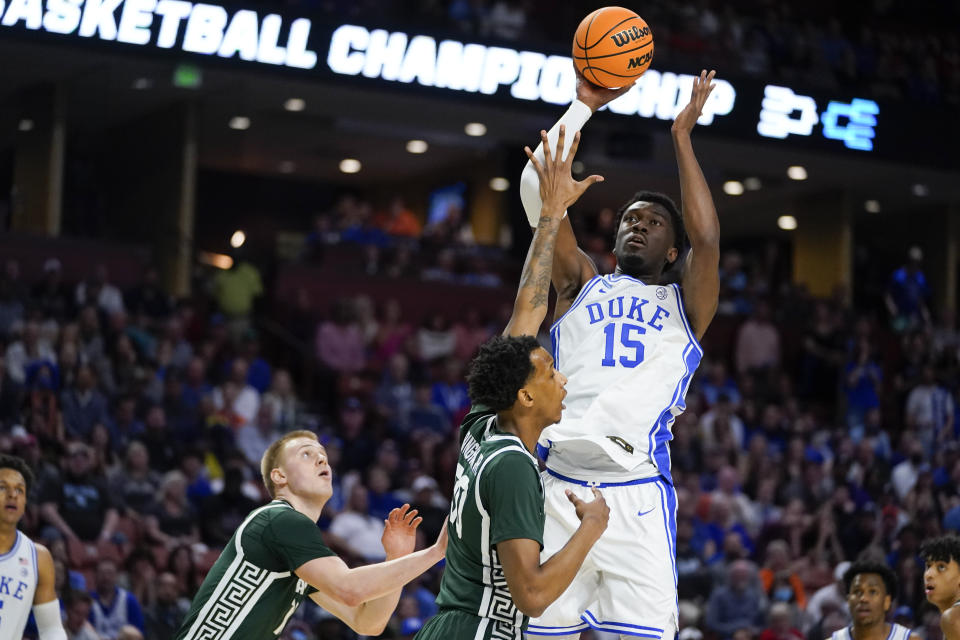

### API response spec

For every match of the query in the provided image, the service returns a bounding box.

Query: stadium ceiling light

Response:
[489,177,510,192]
[912,184,929,197]
[406,140,428,154]
[864,200,881,213]
[743,177,762,191]
[132,77,152,90]
[17,119,33,132]
[278,160,296,174]
[723,180,744,196]
[199,251,233,270]
[284,98,306,112]
[787,165,807,180]
[229,116,251,130]
[777,215,798,230]
[464,122,487,137]
[339,158,362,174]
[230,230,246,248]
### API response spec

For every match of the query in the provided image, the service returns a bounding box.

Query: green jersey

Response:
[429,406,545,639]
[174,500,335,640]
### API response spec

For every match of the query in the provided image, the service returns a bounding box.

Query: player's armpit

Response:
[551,219,598,322]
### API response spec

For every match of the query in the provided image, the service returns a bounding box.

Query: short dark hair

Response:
[616,190,688,252]
[843,561,898,598]
[466,335,540,412]
[0,453,33,493]
[920,536,960,567]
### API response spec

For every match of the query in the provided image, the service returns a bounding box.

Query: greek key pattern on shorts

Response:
[191,561,269,639]
[490,619,520,640]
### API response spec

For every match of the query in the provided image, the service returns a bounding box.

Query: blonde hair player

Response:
[518,68,721,639]
[0,453,68,640]
[172,431,447,639]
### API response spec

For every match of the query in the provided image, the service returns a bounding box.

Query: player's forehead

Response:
[0,467,25,486]
[622,200,670,222]
[284,437,325,460]
[850,573,884,590]
[529,347,555,373]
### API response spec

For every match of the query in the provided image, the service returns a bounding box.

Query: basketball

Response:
[573,6,654,89]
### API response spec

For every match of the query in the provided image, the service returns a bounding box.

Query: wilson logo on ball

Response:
[610,25,651,47]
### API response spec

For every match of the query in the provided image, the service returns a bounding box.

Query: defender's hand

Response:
[381,504,421,558]
[524,125,603,213]
[672,69,716,135]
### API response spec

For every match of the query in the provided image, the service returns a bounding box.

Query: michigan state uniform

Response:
[831,624,913,640]
[416,406,544,640]
[529,274,702,638]
[0,530,39,636]
[175,499,334,640]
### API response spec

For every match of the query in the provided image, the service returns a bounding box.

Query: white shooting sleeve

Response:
[34,599,67,640]
[519,99,594,226]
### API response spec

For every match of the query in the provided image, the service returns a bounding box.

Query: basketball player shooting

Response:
[518,69,720,639]
[0,454,68,640]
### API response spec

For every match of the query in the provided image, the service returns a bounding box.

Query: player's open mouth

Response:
[627,236,646,248]
[318,470,330,478]
[925,585,934,594]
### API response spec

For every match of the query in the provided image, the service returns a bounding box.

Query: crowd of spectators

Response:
[2,195,959,640]
[284,0,959,106]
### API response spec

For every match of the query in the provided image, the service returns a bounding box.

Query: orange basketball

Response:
[573,6,654,89]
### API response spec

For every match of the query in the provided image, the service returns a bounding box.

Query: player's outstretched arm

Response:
[674,69,721,341]
[33,544,67,640]
[519,68,632,319]
[297,517,446,633]
[309,505,424,635]
[505,125,603,338]
[497,488,609,617]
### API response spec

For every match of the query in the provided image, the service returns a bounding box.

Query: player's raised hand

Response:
[525,125,603,214]
[566,488,609,539]
[672,69,716,135]
[575,64,636,112]
[381,504,422,559]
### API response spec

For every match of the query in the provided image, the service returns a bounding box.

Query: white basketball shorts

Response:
[526,469,678,639]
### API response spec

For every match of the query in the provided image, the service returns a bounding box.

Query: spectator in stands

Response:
[807,561,852,628]
[376,196,422,238]
[41,441,117,543]
[885,246,930,332]
[90,558,145,640]
[145,470,199,550]
[212,357,260,427]
[416,313,456,362]
[407,382,450,438]
[758,602,802,640]
[261,368,299,431]
[60,365,109,439]
[212,257,263,341]
[32,258,73,323]
[700,361,742,408]
[705,560,768,640]
[759,539,807,609]
[373,298,413,364]
[452,308,492,361]
[375,353,415,433]
[0,348,23,428]
[109,441,161,518]
[366,465,404,521]
[200,465,258,547]
[64,589,100,640]
[328,482,386,562]
[144,572,191,640]
[5,320,57,385]
[904,365,954,455]
[430,357,469,422]
[76,264,125,317]
[0,258,25,338]
[166,545,202,599]
[125,265,172,323]
[139,405,179,471]
[844,337,883,432]
[237,400,283,467]
[315,298,366,374]
[714,466,759,535]
[700,394,746,451]
[735,301,781,374]
[337,397,376,473]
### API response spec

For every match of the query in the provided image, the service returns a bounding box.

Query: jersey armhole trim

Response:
[670,283,704,357]
[549,275,605,332]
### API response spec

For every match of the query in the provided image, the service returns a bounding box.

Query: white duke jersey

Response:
[543,274,702,483]
[831,624,912,640]
[0,530,39,636]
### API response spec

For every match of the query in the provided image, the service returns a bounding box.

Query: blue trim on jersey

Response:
[31,537,37,578]
[657,479,679,620]
[670,283,704,357]
[526,621,591,635]
[550,324,560,370]
[607,273,648,286]
[535,442,550,463]
[545,468,661,487]
[645,339,701,485]
[581,610,664,638]
[549,275,608,332]
[0,530,22,561]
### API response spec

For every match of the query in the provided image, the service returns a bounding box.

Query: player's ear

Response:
[883,594,891,612]
[517,387,535,409]
[270,467,286,489]
[665,247,679,265]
